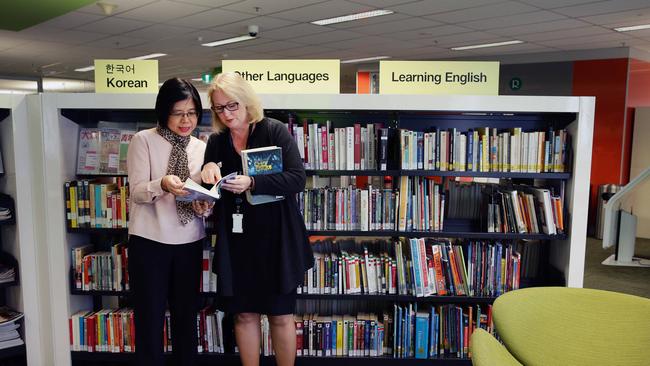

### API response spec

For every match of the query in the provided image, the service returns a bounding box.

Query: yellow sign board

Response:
[94,60,159,93]
[379,61,499,95]
[222,60,340,94]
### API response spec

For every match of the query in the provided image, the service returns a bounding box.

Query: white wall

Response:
[630,108,650,239]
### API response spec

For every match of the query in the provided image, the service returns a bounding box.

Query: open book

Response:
[241,146,285,205]
[176,172,237,202]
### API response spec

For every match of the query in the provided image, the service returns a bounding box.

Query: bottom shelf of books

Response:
[68,230,560,365]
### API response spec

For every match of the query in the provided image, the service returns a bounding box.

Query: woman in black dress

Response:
[201,72,313,366]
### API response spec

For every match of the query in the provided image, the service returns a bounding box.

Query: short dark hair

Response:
[155,78,203,129]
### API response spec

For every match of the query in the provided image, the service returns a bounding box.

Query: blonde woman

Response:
[201,72,313,366]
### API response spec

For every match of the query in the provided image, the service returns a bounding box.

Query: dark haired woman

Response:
[127,77,212,365]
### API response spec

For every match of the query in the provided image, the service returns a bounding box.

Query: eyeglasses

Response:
[211,102,239,114]
[170,110,198,119]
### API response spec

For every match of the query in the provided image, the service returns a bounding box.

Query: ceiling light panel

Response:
[311,10,394,25]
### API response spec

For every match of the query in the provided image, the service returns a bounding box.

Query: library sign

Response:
[222,60,339,94]
[379,61,499,95]
[94,60,159,93]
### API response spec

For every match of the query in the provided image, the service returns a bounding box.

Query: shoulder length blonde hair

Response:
[207,72,264,134]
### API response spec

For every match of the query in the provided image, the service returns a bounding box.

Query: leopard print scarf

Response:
[157,126,194,225]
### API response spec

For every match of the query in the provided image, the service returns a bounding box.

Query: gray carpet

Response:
[583,237,650,298]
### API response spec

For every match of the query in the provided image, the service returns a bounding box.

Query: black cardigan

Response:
[204,117,314,296]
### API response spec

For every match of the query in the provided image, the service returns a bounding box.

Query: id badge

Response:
[232,213,243,233]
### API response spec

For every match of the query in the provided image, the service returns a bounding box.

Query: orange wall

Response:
[357,72,370,94]
[572,58,629,227]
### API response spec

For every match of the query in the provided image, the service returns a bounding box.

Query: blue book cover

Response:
[241,146,285,205]
[415,311,429,359]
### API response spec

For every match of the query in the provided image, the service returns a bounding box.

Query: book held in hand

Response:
[241,146,285,205]
[176,172,237,202]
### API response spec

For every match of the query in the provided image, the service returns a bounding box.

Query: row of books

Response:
[71,243,129,292]
[298,176,445,232]
[399,127,569,173]
[76,126,214,176]
[70,304,494,360]
[300,239,522,298]
[70,307,227,354]
[71,244,216,293]
[286,119,389,171]
[77,128,135,175]
[65,177,129,229]
[485,186,564,235]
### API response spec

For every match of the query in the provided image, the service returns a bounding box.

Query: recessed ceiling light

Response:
[191,78,202,81]
[614,24,650,32]
[129,53,167,60]
[74,53,167,72]
[201,35,256,47]
[311,9,394,26]
[74,65,96,72]
[341,56,391,64]
[451,40,523,51]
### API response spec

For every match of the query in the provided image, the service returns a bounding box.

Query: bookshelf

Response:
[31,93,593,366]
[0,95,40,364]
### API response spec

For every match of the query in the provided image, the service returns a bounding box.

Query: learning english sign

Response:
[379,61,499,95]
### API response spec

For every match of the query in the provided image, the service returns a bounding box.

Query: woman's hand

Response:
[192,200,214,217]
[161,175,189,197]
[201,162,222,184]
[221,175,252,195]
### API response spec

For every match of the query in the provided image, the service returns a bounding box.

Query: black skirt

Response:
[220,290,296,315]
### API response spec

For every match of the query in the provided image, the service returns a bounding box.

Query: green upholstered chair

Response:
[469,287,650,366]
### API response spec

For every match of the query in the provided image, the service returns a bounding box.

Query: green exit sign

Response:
[202,73,213,83]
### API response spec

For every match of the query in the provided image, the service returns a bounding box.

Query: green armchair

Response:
[469,287,650,366]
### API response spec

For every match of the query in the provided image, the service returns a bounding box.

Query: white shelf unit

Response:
[29,93,594,366]
[0,94,48,365]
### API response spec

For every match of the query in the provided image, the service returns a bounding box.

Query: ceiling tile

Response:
[348,0,421,7]
[208,15,298,34]
[169,0,243,6]
[538,32,629,47]
[581,8,650,26]
[459,42,550,55]
[290,30,364,45]
[262,23,332,40]
[390,0,504,16]
[460,11,567,30]
[385,24,475,41]
[232,40,307,53]
[270,0,375,22]
[519,26,613,42]
[429,32,503,48]
[517,0,599,8]
[37,11,105,29]
[0,35,29,51]
[77,0,160,16]
[118,1,210,22]
[299,49,360,59]
[424,1,540,23]
[488,18,591,37]
[89,35,150,49]
[553,0,650,18]
[73,17,152,35]
[221,0,328,15]
[270,45,341,57]
[21,29,108,45]
[122,24,197,40]
[319,35,389,50]
[168,8,256,28]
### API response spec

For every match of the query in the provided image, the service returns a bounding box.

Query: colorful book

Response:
[77,128,101,174]
[241,146,285,205]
